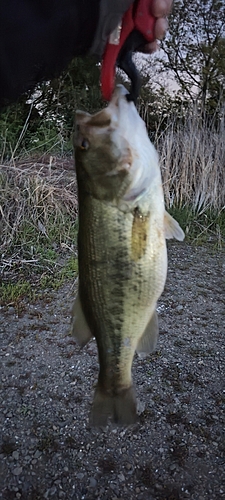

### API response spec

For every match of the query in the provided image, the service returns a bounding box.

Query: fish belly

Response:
[77,193,167,425]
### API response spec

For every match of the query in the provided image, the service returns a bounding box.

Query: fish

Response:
[71,85,184,426]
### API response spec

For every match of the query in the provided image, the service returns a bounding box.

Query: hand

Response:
[141,0,173,53]
[90,0,173,58]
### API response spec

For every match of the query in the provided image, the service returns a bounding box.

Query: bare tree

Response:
[160,0,225,105]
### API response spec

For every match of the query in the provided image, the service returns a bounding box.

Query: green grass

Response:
[0,254,78,305]
[0,163,79,305]
[0,281,33,304]
[5,216,78,260]
[0,221,79,305]
[168,205,225,245]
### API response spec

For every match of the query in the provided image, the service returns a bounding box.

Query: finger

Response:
[154,17,168,40]
[151,0,173,18]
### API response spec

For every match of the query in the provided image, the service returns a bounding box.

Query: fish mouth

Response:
[110,84,130,105]
[106,84,136,130]
[110,84,129,102]
[108,84,144,140]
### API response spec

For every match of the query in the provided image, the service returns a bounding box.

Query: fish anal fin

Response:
[136,310,159,357]
[70,292,93,347]
[164,211,185,241]
[89,385,137,427]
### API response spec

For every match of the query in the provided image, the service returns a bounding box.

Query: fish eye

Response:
[80,138,89,151]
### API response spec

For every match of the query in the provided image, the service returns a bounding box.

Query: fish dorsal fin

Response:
[136,310,159,357]
[164,211,185,241]
[70,292,93,347]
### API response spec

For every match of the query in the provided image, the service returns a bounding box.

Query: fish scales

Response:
[71,85,184,426]
[78,199,165,425]
[78,196,165,357]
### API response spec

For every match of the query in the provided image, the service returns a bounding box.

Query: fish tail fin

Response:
[89,385,137,426]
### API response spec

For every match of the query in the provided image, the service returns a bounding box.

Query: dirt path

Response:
[0,242,224,500]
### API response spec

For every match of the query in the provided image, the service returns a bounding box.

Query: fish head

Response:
[74,89,133,201]
[74,85,160,203]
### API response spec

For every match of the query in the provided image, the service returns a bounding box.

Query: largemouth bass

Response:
[71,85,184,426]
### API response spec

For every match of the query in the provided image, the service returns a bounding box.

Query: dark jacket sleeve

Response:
[89,0,134,57]
[0,0,134,105]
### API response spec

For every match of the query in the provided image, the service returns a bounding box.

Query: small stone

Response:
[16,494,21,499]
[59,492,65,498]
[137,400,146,413]
[49,486,57,496]
[77,473,84,480]
[34,450,42,459]
[13,467,23,476]
[118,473,125,482]
[110,483,117,491]
[125,463,132,470]
[89,477,97,488]
[12,451,19,460]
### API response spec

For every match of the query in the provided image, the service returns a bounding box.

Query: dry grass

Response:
[154,107,225,213]
[0,156,78,254]
[0,106,225,266]
[0,156,79,303]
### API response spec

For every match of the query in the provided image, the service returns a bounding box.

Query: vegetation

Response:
[0,160,79,304]
[156,106,225,212]
[0,57,103,161]
[160,0,225,107]
[1,102,224,305]
[0,5,224,304]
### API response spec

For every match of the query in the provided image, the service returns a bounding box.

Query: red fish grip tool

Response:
[101,0,156,102]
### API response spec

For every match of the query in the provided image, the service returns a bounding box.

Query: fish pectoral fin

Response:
[164,211,185,241]
[70,292,93,347]
[136,310,159,357]
[90,386,137,426]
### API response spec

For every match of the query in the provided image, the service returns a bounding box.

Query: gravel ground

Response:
[0,242,224,500]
